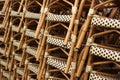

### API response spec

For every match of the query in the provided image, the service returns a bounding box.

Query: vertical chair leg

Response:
[83,54,92,80]
[70,51,78,80]
[4,23,11,43]
[17,0,25,14]
[18,31,25,50]
[36,22,48,60]
[34,0,48,38]
[19,48,26,67]
[17,13,25,32]
[1,0,10,13]
[76,25,94,77]
[2,8,11,28]
[22,63,28,80]
[64,0,79,45]
[38,45,48,80]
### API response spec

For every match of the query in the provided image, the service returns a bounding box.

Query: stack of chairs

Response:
[0,0,120,80]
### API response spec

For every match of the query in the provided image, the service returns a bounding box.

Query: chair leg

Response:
[1,0,10,13]
[17,0,25,14]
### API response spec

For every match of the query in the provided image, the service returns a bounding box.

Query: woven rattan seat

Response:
[16,67,24,76]
[91,16,120,29]
[47,36,71,49]
[25,29,41,39]
[13,40,19,47]
[26,46,36,56]
[14,54,22,62]
[47,56,72,74]
[28,62,39,74]
[90,45,120,62]
[89,71,120,80]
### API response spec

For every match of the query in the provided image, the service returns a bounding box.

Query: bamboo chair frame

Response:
[22,54,39,80]
[18,18,40,50]
[34,0,80,39]
[76,0,118,49]
[36,0,88,74]
[83,59,120,80]
[12,64,24,80]
[1,0,9,13]
[44,63,77,80]
[77,29,120,77]
[0,56,10,71]
[76,0,120,77]
[38,43,78,80]
[17,0,42,32]
[1,1,12,28]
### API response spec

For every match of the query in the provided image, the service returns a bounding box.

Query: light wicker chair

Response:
[22,57,39,80]
[76,0,120,77]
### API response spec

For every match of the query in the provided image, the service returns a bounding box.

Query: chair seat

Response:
[14,54,22,61]
[91,16,120,29]
[26,46,36,56]
[16,67,24,75]
[0,10,85,23]
[47,36,71,49]
[13,40,19,47]
[0,59,6,66]
[89,71,120,80]
[90,45,120,62]
[28,63,39,74]
[47,57,72,74]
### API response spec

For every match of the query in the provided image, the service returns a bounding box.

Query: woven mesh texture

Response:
[89,72,120,80]
[47,36,71,49]
[91,17,120,29]
[47,57,72,74]
[90,46,120,62]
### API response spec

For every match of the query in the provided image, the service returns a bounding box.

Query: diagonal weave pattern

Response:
[90,46,120,62]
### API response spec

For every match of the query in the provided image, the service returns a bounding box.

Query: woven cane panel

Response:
[28,63,38,74]
[90,46,120,62]
[14,54,22,61]
[26,46,36,56]
[91,17,120,29]
[47,57,72,74]
[3,71,9,78]
[16,68,24,75]
[47,36,71,49]
[46,14,71,22]
[13,40,19,47]
[89,72,119,80]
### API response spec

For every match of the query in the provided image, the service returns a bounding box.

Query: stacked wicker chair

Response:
[0,0,120,80]
[76,0,120,80]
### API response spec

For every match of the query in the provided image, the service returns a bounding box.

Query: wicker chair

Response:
[22,57,39,80]
[76,0,120,77]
